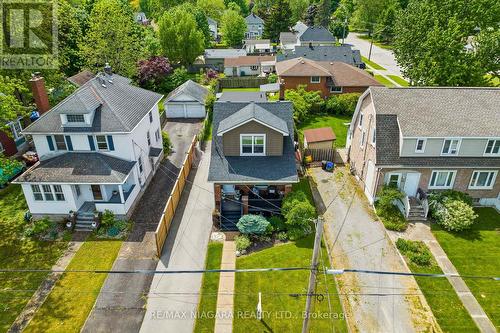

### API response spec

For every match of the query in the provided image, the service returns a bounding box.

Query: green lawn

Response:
[297,114,351,148]
[233,236,347,332]
[361,56,386,70]
[222,88,261,92]
[397,240,479,332]
[0,185,68,332]
[387,75,409,86]
[24,237,123,332]
[432,208,500,330]
[357,35,393,50]
[374,75,396,87]
[292,177,315,208]
[194,242,224,333]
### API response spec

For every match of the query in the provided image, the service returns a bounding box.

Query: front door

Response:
[91,185,103,200]
[403,173,420,197]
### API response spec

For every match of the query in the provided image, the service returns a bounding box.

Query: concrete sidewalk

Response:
[214,240,236,333]
[140,145,213,333]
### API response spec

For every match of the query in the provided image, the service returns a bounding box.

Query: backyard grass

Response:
[297,114,351,148]
[193,241,224,333]
[222,88,261,92]
[397,239,479,332]
[233,235,347,332]
[387,75,409,86]
[361,56,386,70]
[374,75,396,87]
[24,237,123,333]
[432,207,500,330]
[0,185,68,332]
[292,177,315,207]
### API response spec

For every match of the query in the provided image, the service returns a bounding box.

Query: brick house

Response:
[347,87,500,214]
[275,57,381,98]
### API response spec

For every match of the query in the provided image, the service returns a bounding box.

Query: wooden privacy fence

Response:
[155,135,198,256]
[219,77,268,89]
[304,148,336,163]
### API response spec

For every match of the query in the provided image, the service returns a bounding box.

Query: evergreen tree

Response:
[303,4,317,26]
[263,0,293,42]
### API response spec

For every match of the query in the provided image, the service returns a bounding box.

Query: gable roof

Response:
[204,49,247,59]
[276,45,362,66]
[217,102,288,136]
[304,127,336,143]
[224,55,275,67]
[299,26,335,42]
[276,57,332,77]
[280,32,298,45]
[23,74,163,134]
[292,21,308,36]
[244,39,271,46]
[245,13,264,24]
[165,80,210,104]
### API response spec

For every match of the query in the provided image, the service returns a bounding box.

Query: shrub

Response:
[236,214,270,234]
[325,93,361,116]
[24,217,55,237]
[281,190,315,240]
[268,215,286,232]
[396,238,432,267]
[377,185,404,208]
[160,67,190,92]
[276,231,288,241]
[282,191,308,215]
[285,85,324,122]
[434,199,477,232]
[100,210,116,229]
[375,186,407,231]
[267,73,278,83]
[162,131,172,154]
[235,234,251,251]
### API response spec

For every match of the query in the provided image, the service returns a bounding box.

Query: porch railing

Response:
[394,195,410,219]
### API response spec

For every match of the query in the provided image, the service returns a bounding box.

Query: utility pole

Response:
[368,33,374,61]
[301,216,324,333]
[342,18,347,45]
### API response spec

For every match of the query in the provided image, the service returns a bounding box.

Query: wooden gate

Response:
[304,148,335,163]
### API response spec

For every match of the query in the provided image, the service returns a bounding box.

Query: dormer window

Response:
[240,134,265,156]
[67,114,85,123]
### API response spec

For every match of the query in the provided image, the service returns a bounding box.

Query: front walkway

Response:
[310,167,438,333]
[387,223,497,333]
[139,145,213,333]
[214,240,236,333]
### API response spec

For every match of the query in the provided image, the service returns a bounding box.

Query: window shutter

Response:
[65,136,73,151]
[107,135,115,151]
[46,136,54,151]
[88,135,95,151]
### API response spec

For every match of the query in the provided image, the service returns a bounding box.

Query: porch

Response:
[76,184,138,216]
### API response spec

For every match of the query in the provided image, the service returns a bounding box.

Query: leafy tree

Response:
[137,56,172,90]
[373,1,399,42]
[393,0,499,86]
[80,0,143,77]
[263,0,293,42]
[350,0,387,34]
[161,67,190,92]
[158,8,205,66]
[220,8,247,47]
[237,214,270,234]
[303,4,318,26]
[251,0,272,20]
[175,3,213,47]
[282,191,315,240]
[289,0,309,23]
[325,93,361,115]
[57,0,84,76]
[224,0,249,16]
[197,0,225,21]
[315,0,332,27]
[284,85,324,122]
[0,76,30,126]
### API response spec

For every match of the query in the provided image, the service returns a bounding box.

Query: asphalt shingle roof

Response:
[23,74,163,134]
[208,102,298,183]
[245,13,264,24]
[299,26,335,42]
[15,153,136,183]
[277,45,362,66]
[217,103,288,135]
[165,80,210,104]
[218,91,268,102]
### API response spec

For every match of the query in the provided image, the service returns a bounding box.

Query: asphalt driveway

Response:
[311,167,438,333]
[82,119,202,333]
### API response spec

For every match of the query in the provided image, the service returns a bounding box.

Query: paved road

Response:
[345,32,402,77]
[311,167,438,333]
[140,144,214,333]
[82,119,202,333]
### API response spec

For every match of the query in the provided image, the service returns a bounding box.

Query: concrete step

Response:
[408,217,427,222]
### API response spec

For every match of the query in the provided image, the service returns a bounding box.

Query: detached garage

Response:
[165,80,210,118]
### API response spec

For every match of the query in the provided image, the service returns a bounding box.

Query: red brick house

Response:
[275,57,381,98]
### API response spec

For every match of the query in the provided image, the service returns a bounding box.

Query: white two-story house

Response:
[14,70,164,219]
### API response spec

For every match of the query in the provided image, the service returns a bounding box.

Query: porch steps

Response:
[408,204,427,222]
[220,211,240,231]
[75,212,95,232]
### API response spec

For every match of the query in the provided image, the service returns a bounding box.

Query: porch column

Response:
[118,185,125,203]
[214,184,221,211]
[242,195,249,215]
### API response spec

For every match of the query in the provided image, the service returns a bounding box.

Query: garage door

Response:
[166,104,185,118]
[185,104,205,118]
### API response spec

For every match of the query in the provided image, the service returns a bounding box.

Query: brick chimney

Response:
[279,79,285,101]
[30,73,50,114]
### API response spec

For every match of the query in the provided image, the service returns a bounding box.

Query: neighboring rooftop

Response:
[204,49,247,59]
[218,91,268,102]
[260,83,280,93]
[165,79,210,104]
[299,26,335,43]
[245,13,264,24]
[277,45,362,66]
[14,153,136,183]
[224,55,275,67]
[67,70,95,87]
[292,21,308,36]
[209,102,298,183]
[23,73,163,134]
[280,32,298,45]
[244,39,271,45]
[304,127,336,143]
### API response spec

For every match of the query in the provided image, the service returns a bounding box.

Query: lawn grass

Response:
[0,185,68,332]
[24,237,123,333]
[222,88,261,92]
[387,75,409,86]
[357,34,393,50]
[361,56,386,70]
[432,208,500,330]
[297,114,351,148]
[374,75,396,87]
[193,241,224,333]
[292,177,315,207]
[233,235,347,332]
[397,239,479,332]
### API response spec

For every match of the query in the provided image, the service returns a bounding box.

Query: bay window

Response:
[429,170,456,189]
[240,134,265,156]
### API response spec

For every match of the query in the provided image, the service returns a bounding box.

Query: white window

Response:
[429,170,456,189]
[67,114,85,123]
[138,156,143,173]
[330,86,342,93]
[74,185,81,197]
[358,113,364,128]
[441,139,460,155]
[54,135,67,150]
[53,185,65,201]
[31,185,43,201]
[10,119,23,139]
[387,173,401,188]
[469,170,497,189]
[149,111,153,123]
[415,138,426,153]
[240,134,265,156]
[147,132,151,146]
[155,129,160,142]
[250,65,259,70]
[310,76,320,83]
[484,139,500,156]
[42,184,54,201]
[371,128,376,145]
[96,135,108,150]
[360,130,366,148]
